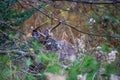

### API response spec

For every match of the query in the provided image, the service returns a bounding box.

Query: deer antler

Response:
[50,22,61,31]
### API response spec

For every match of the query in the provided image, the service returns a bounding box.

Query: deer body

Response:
[32,27,76,63]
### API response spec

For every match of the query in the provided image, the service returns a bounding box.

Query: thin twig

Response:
[0,50,36,60]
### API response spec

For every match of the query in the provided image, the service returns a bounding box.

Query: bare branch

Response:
[50,22,61,31]
[22,0,120,39]
[0,50,36,60]
[50,0,120,4]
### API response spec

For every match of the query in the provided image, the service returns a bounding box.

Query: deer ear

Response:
[62,32,68,41]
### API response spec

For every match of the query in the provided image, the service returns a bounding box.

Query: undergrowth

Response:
[0,40,120,80]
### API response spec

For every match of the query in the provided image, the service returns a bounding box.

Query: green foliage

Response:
[0,55,15,80]
[80,56,100,73]
[0,0,47,26]
[38,53,61,74]
[25,74,36,80]
[38,53,58,63]
[67,56,100,80]
[30,40,43,53]
[0,0,17,21]
[104,63,120,76]
[0,52,36,80]
[0,0,47,47]
[67,59,80,80]
[11,3,47,26]
[0,0,120,80]
[8,32,18,39]
[0,0,17,12]
[101,44,112,52]
[26,58,32,66]
[45,64,61,74]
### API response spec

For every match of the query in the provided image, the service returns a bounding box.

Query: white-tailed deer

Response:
[32,25,77,63]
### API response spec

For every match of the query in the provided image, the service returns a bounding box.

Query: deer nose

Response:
[56,42,62,50]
